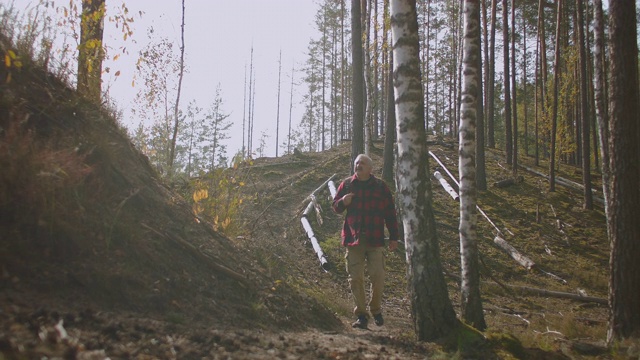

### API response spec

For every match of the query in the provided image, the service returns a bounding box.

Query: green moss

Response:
[486,331,526,358]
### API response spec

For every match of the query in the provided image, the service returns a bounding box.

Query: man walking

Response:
[332,154,399,329]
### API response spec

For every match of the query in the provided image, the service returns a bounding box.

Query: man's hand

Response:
[342,193,355,206]
[389,240,398,251]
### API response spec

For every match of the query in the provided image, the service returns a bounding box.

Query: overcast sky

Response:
[12,0,319,159]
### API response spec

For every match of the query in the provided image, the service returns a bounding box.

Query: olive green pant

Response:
[345,244,385,317]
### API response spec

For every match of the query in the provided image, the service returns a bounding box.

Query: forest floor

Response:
[1,35,638,359]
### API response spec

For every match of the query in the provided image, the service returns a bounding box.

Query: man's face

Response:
[354,156,372,179]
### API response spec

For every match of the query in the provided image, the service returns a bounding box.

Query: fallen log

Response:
[520,165,604,206]
[327,180,337,199]
[429,151,504,236]
[494,235,536,270]
[299,174,338,271]
[300,215,330,271]
[498,283,607,305]
[445,271,605,305]
[434,171,459,201]
[306,173,337,202]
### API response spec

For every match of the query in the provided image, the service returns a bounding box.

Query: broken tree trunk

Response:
[434,171,459,201]
[429,151,503,236]
[301,214,330,271]
[307,173,337,202]
[494,235,536,270]
[430,150,537,271]
[327,180,337,199]
[299,174,337,271]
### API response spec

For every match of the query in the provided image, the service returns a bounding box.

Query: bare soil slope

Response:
[0,38,623,359]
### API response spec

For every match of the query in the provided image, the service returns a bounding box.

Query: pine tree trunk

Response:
[487,0,497,148]
[576,0,593,210]
[168,0,186,176]
[476,1,487,192]
[522,13,528,157]
[322,16,327,152]
[276,51,282,157]
[287,64,295,155]
[503,0,513,165]
[536,0,548,166]
[510,0,518,174]
[351,0,365,166]
[549,0,563,192]
[593,0,609,201]
[607,0,640,344]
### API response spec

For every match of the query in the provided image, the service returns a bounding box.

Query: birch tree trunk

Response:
[459,0,487,331]
[391,0,458,341]
[606,0,640,344]
[382,50,396,184]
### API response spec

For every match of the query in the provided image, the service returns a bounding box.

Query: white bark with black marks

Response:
[391,0,457,341]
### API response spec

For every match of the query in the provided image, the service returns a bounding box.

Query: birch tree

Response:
[391,0,458,341]
[459,0,486,331]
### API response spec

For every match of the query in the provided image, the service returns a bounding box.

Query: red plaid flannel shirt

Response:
[332,174,399,247]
